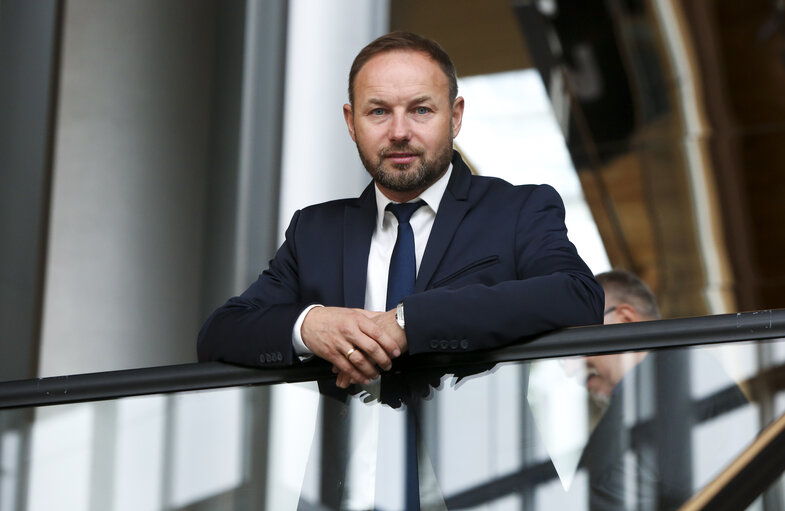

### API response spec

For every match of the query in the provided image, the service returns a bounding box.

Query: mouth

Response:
[384,152,419,166]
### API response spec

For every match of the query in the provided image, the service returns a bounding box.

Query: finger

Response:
[331,347,375,383]
[340,369,361,388]
[352,338,393,372]
[349,319,397,370]
[303,307,385,379]
[335,323,387,376]
[344,347,380,380]
[359,317,402,362]
[351,310,399,363]
[380,310,407,354]
[336,371,351,389]
[315,335,374,383]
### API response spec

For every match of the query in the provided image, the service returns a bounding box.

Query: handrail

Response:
[680,410,785,510]
[0,308,783,410]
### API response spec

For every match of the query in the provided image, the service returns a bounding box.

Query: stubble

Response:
[357,129,454,194]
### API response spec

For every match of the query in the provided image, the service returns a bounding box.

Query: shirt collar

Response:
[374,163,453,230]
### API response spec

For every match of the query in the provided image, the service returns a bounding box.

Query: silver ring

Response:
[345,347,356,360]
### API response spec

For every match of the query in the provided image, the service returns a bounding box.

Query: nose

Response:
[388,111,411,142]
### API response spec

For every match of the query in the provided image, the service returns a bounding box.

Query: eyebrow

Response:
[365,96,435,107]
[410,96,433,104]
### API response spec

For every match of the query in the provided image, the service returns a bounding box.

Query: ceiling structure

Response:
[392,0,785,318]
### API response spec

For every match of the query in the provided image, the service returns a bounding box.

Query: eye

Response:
[415,106,430,114]
[371,108,385,116]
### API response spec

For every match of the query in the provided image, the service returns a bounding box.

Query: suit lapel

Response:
[343,183,377,308]
[415,152,473,292]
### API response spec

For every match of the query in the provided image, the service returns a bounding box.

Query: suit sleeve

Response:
[404,184,604,354]
[197,210,310,367]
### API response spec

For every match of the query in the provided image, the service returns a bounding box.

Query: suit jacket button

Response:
[450,340,458,349]
[460,339,469,350]
[430,340,439,349]
[440,340,449,350]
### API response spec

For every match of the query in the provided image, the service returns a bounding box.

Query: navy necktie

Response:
[385,200,425,511]
[385,200,425,311]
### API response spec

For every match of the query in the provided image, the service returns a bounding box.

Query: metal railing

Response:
[1,309,785,509]
[1,309,783,409]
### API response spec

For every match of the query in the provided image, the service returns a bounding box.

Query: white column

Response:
[277,0,389,241]
[269,4,389,510]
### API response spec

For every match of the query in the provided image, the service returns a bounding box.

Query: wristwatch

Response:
[395,301,405,330]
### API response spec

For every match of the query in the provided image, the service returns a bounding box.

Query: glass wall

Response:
[2,336,784,510]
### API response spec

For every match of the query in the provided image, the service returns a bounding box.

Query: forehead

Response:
[353,50,449,103]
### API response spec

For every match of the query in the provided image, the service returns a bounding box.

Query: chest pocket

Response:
[430,255,500,288]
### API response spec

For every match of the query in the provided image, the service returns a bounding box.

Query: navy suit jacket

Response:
[198,151,604,367]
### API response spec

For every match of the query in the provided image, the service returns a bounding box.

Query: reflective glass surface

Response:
[1,338,784,510]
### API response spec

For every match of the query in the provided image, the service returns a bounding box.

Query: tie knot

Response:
[386,200,425,225]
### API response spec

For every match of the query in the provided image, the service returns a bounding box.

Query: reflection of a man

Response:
[583,270,659,422]
[573,270,748,510]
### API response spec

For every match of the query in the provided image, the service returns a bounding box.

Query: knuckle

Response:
[367,323,381,337]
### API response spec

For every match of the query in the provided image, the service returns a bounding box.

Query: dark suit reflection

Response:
[577,349,748,510]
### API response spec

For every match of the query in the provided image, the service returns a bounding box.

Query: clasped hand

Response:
[301,307,407,388]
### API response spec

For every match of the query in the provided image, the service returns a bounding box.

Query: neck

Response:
[377,186,425,203]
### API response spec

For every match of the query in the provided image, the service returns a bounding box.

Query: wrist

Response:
[294,304,322,356]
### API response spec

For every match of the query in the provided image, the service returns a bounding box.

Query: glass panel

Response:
[1,338,785,510]
[456,69,611,275]
[421,340,781,511]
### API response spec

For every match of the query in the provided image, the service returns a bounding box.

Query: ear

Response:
[615,303,642,323]
[343,104,356,142]
[451,96,465,138]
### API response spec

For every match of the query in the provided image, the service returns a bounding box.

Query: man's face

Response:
[583,297,644,402]
[343,50,464,202]
[584,354,620,404]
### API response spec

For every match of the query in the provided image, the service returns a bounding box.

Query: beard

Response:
[356,132,454,193]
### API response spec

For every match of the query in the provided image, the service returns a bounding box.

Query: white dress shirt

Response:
[292,164,453,355]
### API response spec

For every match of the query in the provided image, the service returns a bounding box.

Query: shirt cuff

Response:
[293,304,323,359]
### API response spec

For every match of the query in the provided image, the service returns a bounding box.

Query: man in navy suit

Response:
[198,32,604,389]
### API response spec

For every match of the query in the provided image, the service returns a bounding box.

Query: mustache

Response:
[379,144,424,157]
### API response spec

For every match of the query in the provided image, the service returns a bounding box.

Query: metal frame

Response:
[1,308,783,410]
